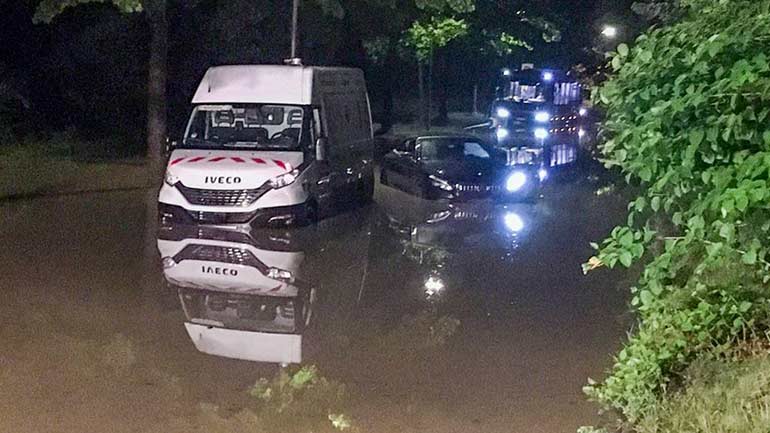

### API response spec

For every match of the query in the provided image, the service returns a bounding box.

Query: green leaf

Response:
[651,196,661,212]
[617,43,629,57]
[689,129,705,147]
[742,249,757,265]
[619,251,633,267]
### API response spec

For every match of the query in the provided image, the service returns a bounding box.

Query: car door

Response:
[384,139,416,192]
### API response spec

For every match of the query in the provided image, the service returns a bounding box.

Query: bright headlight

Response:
[534,111,550,122]
[534,128,549,140]
[267,267,294,282]
[506,171,527,192]
[496,107,511,118]
[496,128,510,140]
[164,171,179,187]
[504,212,525,233]
[579,107,588,117]
[429,175,454,192]
[268,169,299,189]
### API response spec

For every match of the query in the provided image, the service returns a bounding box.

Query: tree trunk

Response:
[146,0,167,176]
[436,49,448,125]
[418,61,425,129]
[427,54,432,130]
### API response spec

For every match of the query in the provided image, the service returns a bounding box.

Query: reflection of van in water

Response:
[157,225,313,365]
[159,65,374,227]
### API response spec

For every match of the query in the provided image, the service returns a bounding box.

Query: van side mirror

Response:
[165,136,179,157]
[315,138,327,161]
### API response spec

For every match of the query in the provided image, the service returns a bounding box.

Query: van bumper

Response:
[158,202,309,227]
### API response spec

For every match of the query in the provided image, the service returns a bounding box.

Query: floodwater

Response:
[0,175,630,433]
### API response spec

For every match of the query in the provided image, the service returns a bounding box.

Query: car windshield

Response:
[419,138,492,162]
[183,104,307,151]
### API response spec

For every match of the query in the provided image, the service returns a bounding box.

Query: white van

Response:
[158,65,374,226]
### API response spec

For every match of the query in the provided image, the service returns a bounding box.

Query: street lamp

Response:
[601,25,618,39]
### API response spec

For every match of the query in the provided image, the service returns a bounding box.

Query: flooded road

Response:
[0,176,630,433]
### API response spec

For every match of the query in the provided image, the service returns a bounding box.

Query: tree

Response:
[582,0,770,428]
[35,0,167,173]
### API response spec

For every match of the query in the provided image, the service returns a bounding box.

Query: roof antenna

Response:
[284,0,303,66]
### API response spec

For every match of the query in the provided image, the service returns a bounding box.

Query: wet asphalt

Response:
[0,172,631,433]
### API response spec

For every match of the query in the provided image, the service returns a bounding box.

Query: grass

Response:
[636,345,770,433]
[0,132,153,199]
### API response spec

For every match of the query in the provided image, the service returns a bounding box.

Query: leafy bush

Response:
[249,365,353,432]
[583,0,770,425]
[636,348,770,433]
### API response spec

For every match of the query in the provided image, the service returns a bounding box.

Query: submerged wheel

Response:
[300,200,319,226]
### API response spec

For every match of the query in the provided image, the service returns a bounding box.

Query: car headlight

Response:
[164,171,179,187]
[267,267,294,282]
[534,128,549,140]
[495,107,511,118]
[534,111,550,122]
[506,171,527,192]
[268,169,299,189]
[429,175,454,192]
[579,107,588,117]
[504,212,525,233]
[496,128,510,140]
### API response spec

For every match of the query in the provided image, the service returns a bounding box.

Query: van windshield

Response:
[183,104,307,151]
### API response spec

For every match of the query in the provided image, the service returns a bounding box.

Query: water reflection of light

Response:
[504,212,525,233]
[424,276,445,297]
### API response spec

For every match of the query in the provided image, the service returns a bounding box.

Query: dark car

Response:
[380,135,540,201]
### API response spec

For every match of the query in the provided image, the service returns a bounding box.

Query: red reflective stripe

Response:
[209,156,226,162]
[272,159,286,170]
[187,156,206,163]
[231,157,246,163]
[252,158,266,164]
[169,157,185,166]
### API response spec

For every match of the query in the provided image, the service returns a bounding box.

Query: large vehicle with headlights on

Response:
[485,66,588,176]
[159,64,374,227]
[380,135,540,202]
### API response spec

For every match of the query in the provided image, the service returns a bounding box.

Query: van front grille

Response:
[173,244,269,273]
[176,183,270,207]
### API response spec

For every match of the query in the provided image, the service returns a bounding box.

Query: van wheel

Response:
[300,200,319,226]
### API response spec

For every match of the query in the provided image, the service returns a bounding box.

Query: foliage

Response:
[33,0,143,23]
[491,32,533,55]
[517,13,561,43]
[405,16,469,62]
[249,365,353,432]
[636,348,770,433]
[583,0,770,425]
[415,0,475,14]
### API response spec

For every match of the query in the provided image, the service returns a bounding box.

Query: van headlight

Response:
[495,107,511,119]
[267,267,294,282]
[506,171,527,192]
[268,169,299,189]
[496,128,510,140]
[534,128,549,140]
[429,175,454,192]
[164,172,179,187]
